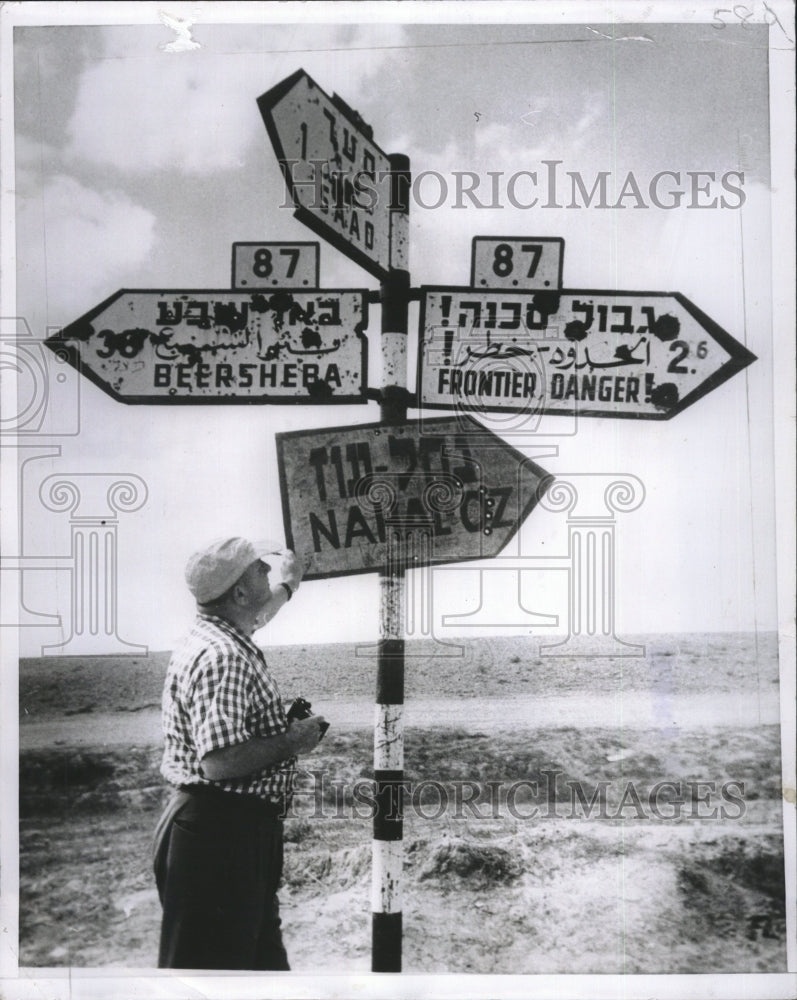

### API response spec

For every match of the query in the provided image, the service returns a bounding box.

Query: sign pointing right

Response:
[419,288,756,420]
[277,416,551,581]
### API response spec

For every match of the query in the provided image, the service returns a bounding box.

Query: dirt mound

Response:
[284,843,371,890]
[703,836,787,900]
[20,747,166,815]
[284,835,524,894]
[677,836,786,943]
[416,838,523,887]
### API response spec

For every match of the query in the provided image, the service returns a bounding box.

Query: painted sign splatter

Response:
[418,288,755,420]
[48,289,368,403]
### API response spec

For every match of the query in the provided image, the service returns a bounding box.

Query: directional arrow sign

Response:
[419,287,756,420]
[277,416,552,580]
[257,69,393,280]
[47,288,368,404]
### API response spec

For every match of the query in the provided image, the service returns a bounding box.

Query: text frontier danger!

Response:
[436,367,644,405]
[419,288,756,419]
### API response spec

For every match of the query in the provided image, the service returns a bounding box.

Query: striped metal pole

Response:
[372,152,410,973]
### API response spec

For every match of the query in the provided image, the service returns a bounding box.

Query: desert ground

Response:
[17,632,788,973]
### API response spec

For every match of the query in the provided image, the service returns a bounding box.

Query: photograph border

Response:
[1,2,794,998]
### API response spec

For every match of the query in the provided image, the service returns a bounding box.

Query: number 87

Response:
[253,247,300,279]
[492,242,542,278]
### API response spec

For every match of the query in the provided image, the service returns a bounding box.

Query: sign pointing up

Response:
[257,69,395,280]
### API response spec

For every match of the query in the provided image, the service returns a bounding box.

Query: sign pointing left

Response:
[47,288,369,404]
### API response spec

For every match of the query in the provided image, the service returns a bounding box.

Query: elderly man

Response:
[153,537,326,970]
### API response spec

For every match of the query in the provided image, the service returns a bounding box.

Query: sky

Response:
[3,7,788,656]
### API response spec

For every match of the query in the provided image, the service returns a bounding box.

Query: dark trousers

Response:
[154,786,290,970]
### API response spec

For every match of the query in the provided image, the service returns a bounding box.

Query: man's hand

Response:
[287,715,327,753]
[200,714,329,779]
[254,551,312,630]
[279,550,312,594]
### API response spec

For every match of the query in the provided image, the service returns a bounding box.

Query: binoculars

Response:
[286,696,329,739]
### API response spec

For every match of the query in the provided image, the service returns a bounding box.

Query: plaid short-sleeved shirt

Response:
[160,613,295,803]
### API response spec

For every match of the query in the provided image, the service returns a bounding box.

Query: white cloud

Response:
[66,52,257,173]
[65,23,407,174]
[474,121,525,154]
[17,172,156,318]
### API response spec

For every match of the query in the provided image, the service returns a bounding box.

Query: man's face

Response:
[239,558,273,619]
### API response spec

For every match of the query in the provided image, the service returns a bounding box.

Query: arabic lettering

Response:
[456,336,651,372]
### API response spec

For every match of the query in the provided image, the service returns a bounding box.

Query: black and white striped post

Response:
[372,152,411,973]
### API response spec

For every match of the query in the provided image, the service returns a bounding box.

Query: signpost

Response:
[276,415,552,580]
[257,69,395,280]
[261,65,420,966]
[372,152,410,974]
[418,287,756,418]
[48,288,368,403]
